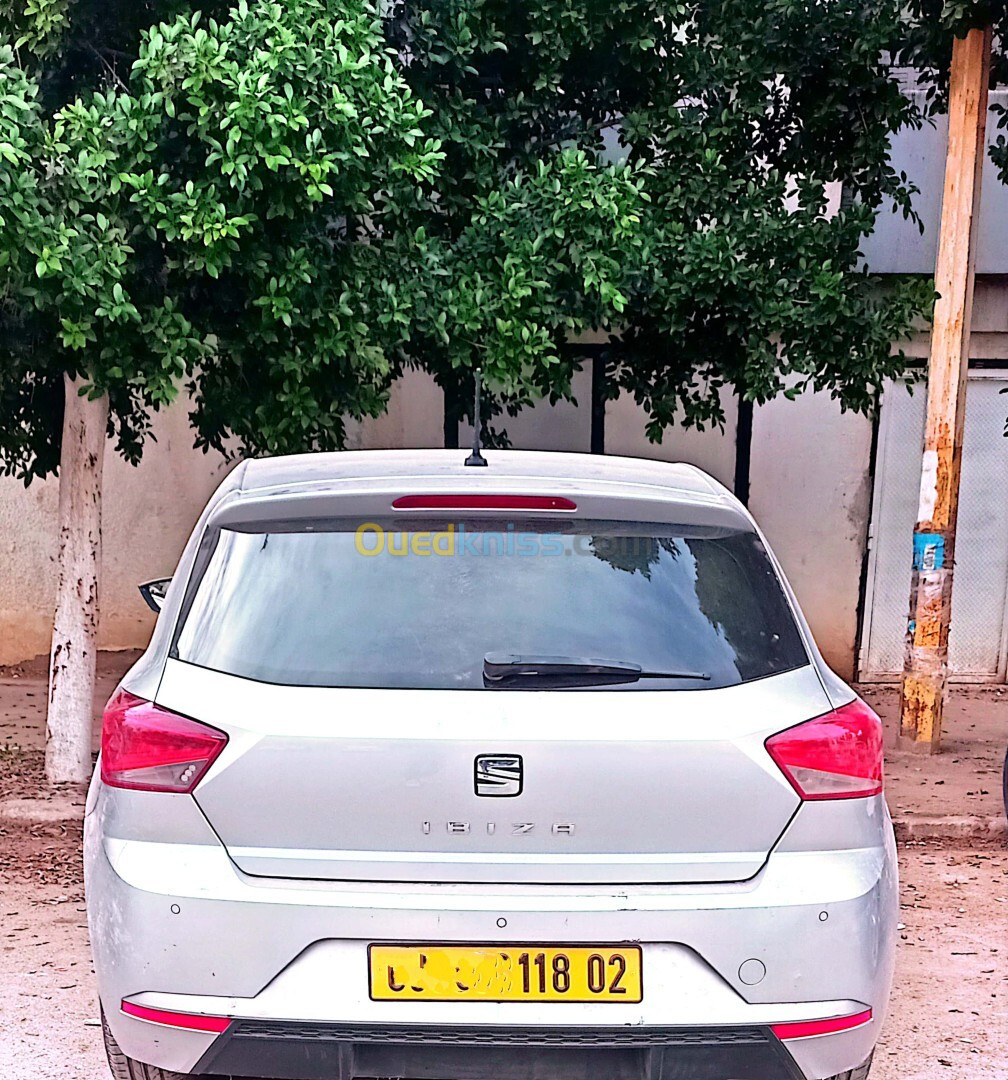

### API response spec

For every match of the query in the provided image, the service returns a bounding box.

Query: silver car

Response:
[86,450,894,1080]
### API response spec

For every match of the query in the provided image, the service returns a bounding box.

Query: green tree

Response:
[408,148,650,444]
[186,4,652,452]
[0,0,441,781]
[379,0,935,448]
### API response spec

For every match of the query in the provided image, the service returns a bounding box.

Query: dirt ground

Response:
[872,839,1007,1079]
[0,652,1006,1079]
[860,683,1007,830]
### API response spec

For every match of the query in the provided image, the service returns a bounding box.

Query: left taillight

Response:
[100,689,228,793]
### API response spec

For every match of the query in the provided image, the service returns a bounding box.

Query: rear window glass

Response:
[172,518,808,689]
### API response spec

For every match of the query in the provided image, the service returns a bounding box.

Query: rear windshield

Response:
[172,518,808,689]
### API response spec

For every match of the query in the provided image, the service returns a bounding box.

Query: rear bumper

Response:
[85,788,896,1080]
[195,1020,809,1079]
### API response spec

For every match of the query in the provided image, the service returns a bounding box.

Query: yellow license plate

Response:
[369,944,643,1003]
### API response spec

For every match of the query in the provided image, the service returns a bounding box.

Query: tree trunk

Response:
[45,374,109,784]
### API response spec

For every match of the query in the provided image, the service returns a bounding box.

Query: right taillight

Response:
[101,689,228,793]
[765,699,883,800]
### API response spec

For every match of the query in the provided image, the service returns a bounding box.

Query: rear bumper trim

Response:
[193,1021,806,1079]
[771,1008,873,1041]
[120,1000,231,1034]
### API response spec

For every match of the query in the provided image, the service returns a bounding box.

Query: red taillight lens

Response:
[101,690,228,793]
[765,699,883,801]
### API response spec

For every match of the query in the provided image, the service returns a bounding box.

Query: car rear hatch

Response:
[157,660,823,885]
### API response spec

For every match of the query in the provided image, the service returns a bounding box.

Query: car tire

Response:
[823,1052,873,1080]
[101,1010,193,1080]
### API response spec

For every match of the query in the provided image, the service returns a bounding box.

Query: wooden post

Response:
[899,26,992,753]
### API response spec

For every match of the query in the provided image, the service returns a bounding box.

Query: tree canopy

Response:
[4,0,1003,473]
[381,0,937,444]
[0,0,444,479]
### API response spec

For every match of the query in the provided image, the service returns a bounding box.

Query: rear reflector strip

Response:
[770,1009,872,1041]
[392,494,577,511]
[121,1000,231,1033]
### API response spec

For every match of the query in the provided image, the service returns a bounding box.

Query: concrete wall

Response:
[0,366,871,678]
[860,90,1008,276]
[0,400,234,666]
[345,367,444,450]
[748,391,874,677]
[604,389,737,490]
[458,364,595,453]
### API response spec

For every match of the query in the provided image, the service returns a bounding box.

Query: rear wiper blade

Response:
[483,653,710,685]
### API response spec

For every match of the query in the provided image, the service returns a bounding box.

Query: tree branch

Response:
[84,41,128,92]
[528,113,619,152]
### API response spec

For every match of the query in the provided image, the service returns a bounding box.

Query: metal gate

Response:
[859,370,1008,682]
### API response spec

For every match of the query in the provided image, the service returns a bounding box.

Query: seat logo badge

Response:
[474,754,523,797]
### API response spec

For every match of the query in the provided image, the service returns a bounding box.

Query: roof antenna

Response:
[464,368,488,467]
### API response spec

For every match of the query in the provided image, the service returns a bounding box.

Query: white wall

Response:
[0,400,234,666]
[458,363,595,453]
[604,389,738,490]
[345,367,444,449]
[748,391,874,677]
